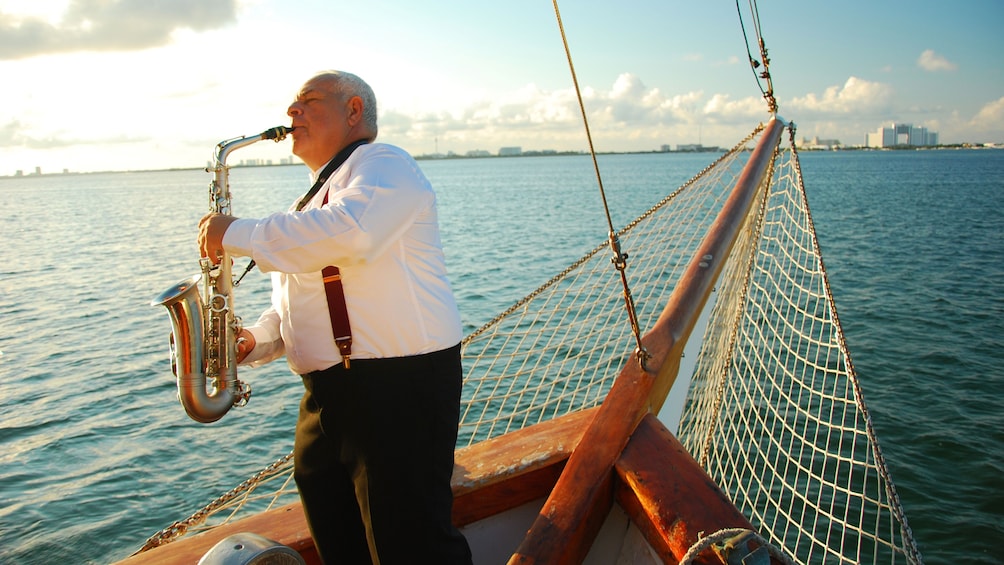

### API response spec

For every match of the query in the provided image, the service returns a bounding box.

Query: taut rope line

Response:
[551,0,650,369]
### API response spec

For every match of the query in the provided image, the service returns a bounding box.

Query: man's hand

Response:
[235,329,256,363]
[198,213,238,264]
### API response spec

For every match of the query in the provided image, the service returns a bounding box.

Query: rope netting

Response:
[677,125,921,564]
[137,123,921,565]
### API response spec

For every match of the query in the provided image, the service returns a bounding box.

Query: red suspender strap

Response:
[321,265,353,369]
[320,185,353,368]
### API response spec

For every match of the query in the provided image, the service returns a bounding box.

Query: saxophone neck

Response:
[208,126,294,215]
[214,126,294,168]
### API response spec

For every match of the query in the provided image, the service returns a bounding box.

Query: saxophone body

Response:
[152,126,293,423]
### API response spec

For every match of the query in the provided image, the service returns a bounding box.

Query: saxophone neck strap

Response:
[313,139,368,368]
[294,139,369,212]
[235,139,369,287]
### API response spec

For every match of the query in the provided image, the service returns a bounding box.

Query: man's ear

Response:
[346,96,364,126]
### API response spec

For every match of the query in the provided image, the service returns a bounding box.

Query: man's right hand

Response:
[236,329,256,363]
[198,213,238,264]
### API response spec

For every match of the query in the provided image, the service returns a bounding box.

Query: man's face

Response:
[287,76,352,170]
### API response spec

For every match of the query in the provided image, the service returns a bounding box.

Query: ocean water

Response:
[0,149,1001,564]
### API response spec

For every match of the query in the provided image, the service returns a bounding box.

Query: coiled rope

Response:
[680,528,795,565]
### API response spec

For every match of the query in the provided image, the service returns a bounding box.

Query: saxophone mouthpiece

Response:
[262,125,295,141]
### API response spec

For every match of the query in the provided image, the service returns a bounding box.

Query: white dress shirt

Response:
[223,143,462,375]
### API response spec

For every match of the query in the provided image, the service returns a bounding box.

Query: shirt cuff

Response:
[241,324,284,367]
[222,218,258,258]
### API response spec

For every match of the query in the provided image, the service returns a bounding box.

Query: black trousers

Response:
[294,344,473,565]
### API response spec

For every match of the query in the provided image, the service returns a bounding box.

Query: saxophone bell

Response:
[151,275,247,423]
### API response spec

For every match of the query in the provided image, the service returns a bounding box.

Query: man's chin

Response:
[291,139,309,161]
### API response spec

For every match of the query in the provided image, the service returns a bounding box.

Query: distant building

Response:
[466,149,491,157]
[799,136,841,150]
[674,144,721,153]
[866,123,938,148]
[498,146,522,156]
[238,158,273,166]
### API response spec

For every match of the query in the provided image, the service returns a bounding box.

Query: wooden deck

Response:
[116,408,596,565]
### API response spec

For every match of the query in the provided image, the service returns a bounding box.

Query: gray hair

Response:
[313,70,379,140]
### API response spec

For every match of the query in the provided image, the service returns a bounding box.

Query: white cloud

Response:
[702,93,764,122]
[969,96,1004,134]
[917,49,957,72]
[713,55,742,67]
[0,0,240,60]
[375,72,775,153]
[787,76,894,115]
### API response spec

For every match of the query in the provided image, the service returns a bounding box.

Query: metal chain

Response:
[132,452,295,554]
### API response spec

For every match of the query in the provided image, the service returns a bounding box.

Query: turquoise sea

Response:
[0,149,1001,564]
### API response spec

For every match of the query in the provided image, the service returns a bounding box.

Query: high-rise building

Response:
[865,123,938,148]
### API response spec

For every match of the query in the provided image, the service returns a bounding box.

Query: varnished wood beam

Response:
[645,118,785,416]
[615,414,756,564]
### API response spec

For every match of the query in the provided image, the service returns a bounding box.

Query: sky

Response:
[1,0,1002,175]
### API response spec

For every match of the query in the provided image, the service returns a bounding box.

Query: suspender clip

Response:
[335,336,352,370]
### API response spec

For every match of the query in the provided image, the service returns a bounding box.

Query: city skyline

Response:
[4,117,992,177]
[2,1,1003,175]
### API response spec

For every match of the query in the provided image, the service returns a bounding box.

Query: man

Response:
[198,70,473,564]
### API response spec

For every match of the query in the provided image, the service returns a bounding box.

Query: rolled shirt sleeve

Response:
[239,305,285,368]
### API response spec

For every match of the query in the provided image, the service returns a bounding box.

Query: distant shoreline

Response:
[3,143,1000,179]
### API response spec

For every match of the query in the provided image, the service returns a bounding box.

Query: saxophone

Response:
[152,126,293,423]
